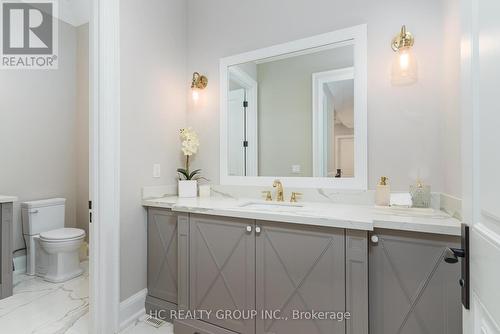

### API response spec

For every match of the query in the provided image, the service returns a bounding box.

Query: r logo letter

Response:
[2,2,53,54]
[28,8,48,48]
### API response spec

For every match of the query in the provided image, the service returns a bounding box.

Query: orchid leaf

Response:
[189,169,202,179]
[177,168,189,180]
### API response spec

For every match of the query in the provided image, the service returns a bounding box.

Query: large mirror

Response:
[220,25,367,189]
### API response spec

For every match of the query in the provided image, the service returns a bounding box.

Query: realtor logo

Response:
[1,0,58,69]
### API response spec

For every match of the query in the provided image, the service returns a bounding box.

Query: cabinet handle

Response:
[371,235,379,244]
[246,225,253,233]
[255,226,262,235]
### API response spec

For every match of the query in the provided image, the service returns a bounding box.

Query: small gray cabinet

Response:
[369,228,462,334]
[256,221,346,334]
[147,208,178,313]
[189,214,255,334]
[1,203,13,300]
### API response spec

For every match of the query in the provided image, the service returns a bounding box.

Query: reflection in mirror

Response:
[227,44,354,178]
[312,68,354,178]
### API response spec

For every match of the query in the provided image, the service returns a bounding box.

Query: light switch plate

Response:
[153,164,161,178]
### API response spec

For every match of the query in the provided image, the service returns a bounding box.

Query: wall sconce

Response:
[391,25,417,85]
[191,72,208,102]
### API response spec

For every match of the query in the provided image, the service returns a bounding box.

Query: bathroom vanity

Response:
[143,23,462,334]
[143,196,462,334]
[0,195,16,300]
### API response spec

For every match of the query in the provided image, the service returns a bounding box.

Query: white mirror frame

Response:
[219,24,367,189]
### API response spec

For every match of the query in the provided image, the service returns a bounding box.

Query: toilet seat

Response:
[39,228,85,242]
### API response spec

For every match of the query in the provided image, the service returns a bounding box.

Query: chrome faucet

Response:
[273,179,284,202]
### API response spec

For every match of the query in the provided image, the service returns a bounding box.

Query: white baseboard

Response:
[119,288,148,332]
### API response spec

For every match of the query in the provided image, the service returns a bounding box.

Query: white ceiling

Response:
[58,0,90,26]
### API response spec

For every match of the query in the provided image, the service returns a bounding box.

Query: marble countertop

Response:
[142,196,462,236]
[0,195,17,203]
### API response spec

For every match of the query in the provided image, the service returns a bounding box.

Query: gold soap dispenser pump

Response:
[375,176,391,207]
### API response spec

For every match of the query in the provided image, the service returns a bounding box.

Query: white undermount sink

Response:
[238,201,304,211]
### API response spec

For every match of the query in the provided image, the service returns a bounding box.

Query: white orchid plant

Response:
[177,127,203,181]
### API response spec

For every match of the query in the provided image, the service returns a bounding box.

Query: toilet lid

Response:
[40,228,85,241]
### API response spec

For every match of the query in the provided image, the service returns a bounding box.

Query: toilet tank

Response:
[21,198,66,236]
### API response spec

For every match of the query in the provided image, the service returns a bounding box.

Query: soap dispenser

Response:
[410,179,431,208]
[375,176,391,206]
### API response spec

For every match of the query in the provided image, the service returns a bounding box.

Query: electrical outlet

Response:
[292,165,301,174]
[153,164,161,178]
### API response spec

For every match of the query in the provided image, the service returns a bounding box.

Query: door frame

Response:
[312,67,354,177]
[228,67,259,176]
[228,88,247,176]
[89,0,121,332]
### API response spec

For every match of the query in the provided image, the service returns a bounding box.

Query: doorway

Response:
[227,66,258,176]
[0,0,121,332]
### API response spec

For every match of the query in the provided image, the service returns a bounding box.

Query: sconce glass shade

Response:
[191,72,207,103]
[391,47,417,85]
[192,88,200,102]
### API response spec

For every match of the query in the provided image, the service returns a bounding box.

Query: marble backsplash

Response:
[142,184,461,215]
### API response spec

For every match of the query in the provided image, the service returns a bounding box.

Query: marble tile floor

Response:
[0,261,177,334]
[0,261,89,334]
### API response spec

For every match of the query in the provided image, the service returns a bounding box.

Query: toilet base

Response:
[43,267,83,283]
[42,248,84,283]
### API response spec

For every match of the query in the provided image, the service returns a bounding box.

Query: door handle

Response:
[444,224,469,309]
[444,247,465,263]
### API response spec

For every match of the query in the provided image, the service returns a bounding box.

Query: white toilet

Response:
[22,198,86,283]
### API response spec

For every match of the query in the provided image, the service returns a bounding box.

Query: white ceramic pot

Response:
[178,180,197,198]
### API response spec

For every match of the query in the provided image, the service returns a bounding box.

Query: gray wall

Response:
[186,0,461,192]
[0,21,88,252]
[120,0,188,301]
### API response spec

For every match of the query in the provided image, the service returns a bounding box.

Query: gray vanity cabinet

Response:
[1,203,14,299]
[145,208,369,334]
[255,221,346,334]
[369,229,462,334]
[147,209,178,313]
[185,215,367,334]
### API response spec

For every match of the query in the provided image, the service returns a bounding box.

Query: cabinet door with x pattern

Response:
[256,221,346,334]
[369,229,461,334]
[189,214,256,334]
[147,209,178,304]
